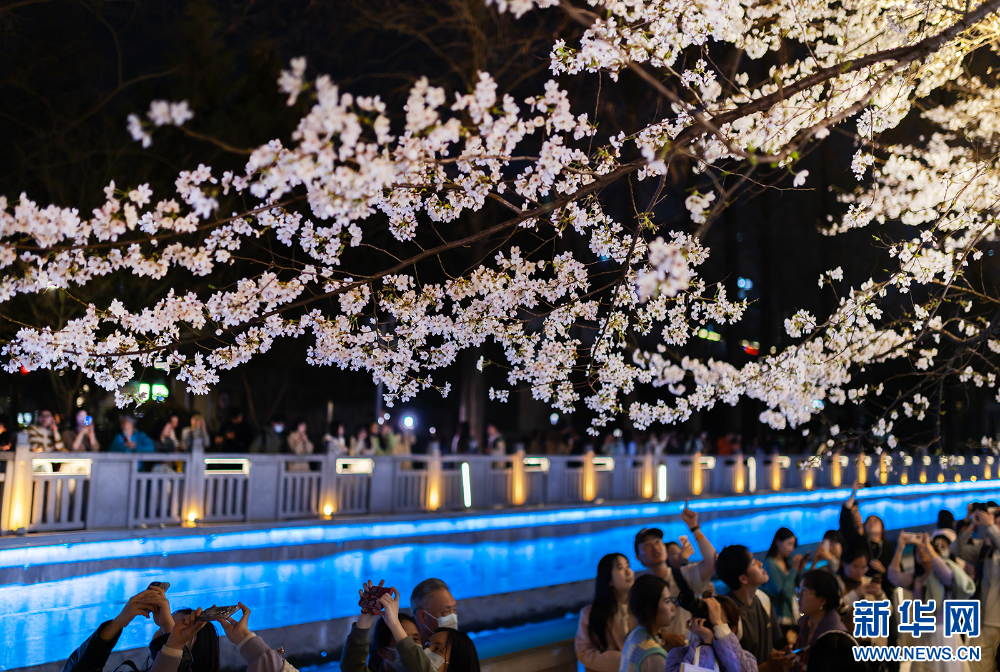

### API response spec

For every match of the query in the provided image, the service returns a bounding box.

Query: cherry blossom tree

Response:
[5,0,1000,458]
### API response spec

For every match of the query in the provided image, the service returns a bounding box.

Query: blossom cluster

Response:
[3,0,1000,450]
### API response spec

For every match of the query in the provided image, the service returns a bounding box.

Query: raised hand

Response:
[704,597,724,627]
[681,500,698,530]
[166,609,206,650]
[377,587,401,627]
[357,579,385,629]
[219,602,252,645]
[359,579,385,614]
[974,509,996,528]
[147,586,174,634]
[115,589,157,626]
[688,617,714,644]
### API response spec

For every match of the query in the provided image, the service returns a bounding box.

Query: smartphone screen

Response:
[85,416,93,426]
[359,586,391,609]
[196,605,239,622]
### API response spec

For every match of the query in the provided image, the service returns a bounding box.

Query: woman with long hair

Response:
[575,553,637,672]
[426,628,480,672]
[369,612,421,672]
[763,527,809,627]
[619,574,676,672]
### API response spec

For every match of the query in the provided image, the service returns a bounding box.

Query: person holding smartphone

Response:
[664,595,758,672]
[341,580,479,672]
[763,527,811,628]
[63,586,173,672]
[888,531,975,671]
[63,409,100,452]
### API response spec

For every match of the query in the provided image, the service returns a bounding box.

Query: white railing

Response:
[1,439,995,534]
[129,467,187,527]
[30,470,88,532]
[280,468,322,520]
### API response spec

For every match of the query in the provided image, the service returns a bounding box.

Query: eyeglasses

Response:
[665,597,678,605]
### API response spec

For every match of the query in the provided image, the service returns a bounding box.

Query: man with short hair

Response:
[410,577,458,645]
[634,503,716,641]
[217,408,253,452]
[715,545,792,672]
[250,416,285,453]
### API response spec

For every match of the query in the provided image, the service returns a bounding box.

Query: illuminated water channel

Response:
[1,483,996,670]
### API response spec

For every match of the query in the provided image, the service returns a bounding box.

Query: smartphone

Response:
[678,535,689,546]
[148,581,170,591]
[85,416,93,426]
[358,586,392,610]
[822,539,830,552]
[195,605,240,622]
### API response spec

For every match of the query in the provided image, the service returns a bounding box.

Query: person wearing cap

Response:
[634,502,717,643]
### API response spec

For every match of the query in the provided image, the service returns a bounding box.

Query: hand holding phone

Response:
[196,605,240,622]
[148,582,170,592]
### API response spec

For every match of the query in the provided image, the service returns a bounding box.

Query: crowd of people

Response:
[67,485,998,672]
[573,485,999,672]
[0,409,424,459]
[0,406,849,462]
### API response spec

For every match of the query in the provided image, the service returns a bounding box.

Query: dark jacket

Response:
[63,622,121,672]
[341,623,431,672]
[839,505,896,594]
[796,609,847,670]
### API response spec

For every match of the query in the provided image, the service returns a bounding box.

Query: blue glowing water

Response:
[0,485,995,670]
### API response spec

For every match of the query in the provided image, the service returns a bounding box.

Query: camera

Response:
[676,586,710,620]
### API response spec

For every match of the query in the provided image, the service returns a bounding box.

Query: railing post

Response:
[468,457,488,509]
[581,451,596,501]
[321,452,338,517]
[426,448,442,511]
[830,450,842,488]
[690,451,703,496]
[733,451,746,494]
[545,454,564,504]
[611,456,628,500]
[770,451,782,492]
[369,456,396,514]
[5,437,33,533]
[801,458,816,490]
[511,450,526,505]
[642,452,655,500]
[183,444,205,525]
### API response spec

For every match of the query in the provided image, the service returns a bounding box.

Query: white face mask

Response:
[423,648,446,672]
[437,613,458,630]
[273,424,285,433]
[421,609,458,631]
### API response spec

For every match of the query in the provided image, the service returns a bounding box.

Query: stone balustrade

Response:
[0,436,994,534]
